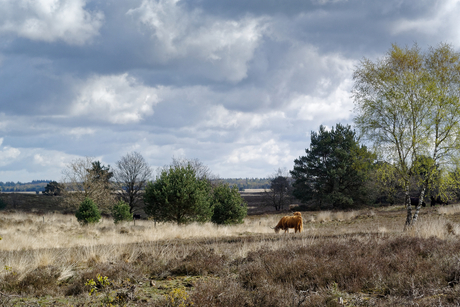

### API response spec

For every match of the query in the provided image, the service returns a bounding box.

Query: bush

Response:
[75,198,101,225]
[0,198,7,210]
[211,183,247,225]
[43,181,63,196]
[111,201,133,224]
[144,163,213,225]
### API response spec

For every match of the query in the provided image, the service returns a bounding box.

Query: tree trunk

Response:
[404,183,412,231]
[412,187,426,223]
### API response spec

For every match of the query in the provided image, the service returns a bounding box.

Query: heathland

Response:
[1,192,460,306]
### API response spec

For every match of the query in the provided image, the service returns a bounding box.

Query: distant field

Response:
[0,189,291,216]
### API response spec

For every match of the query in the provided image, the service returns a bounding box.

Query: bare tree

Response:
[113,152,152,213]
[61,157,115,212]
[264,168,293,211]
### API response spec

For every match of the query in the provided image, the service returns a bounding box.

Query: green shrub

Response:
[144,163,213,225]
[0,198,7,210]
[211,183,247,225]
[75,198,101,225]
[111,201,133,224]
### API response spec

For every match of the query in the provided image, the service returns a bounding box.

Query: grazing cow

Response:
[133,214,141,220]
[430,196,448,207]
[410,197,426,208]
[272,213,303,233]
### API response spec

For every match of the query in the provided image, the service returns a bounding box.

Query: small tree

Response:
[61,157,115,212]
[144,162,213,225]
[211,183,247,225]
[113,152,152,213]
[263,168,293,211]
[91,161,113,183]
[0,198,7,210]
[43,181,64,196]
[111,201,133,224]
[75,198,101,225]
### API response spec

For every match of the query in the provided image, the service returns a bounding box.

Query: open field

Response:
[0,189,286,216]
[2,204,460,306]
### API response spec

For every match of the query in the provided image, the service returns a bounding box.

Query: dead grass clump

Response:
[191,277,312,307]
[64,262,141,297]
[314,210,357,223]
[333,211,357,221]
[190,277,249,307]
[1,266,61,296]
[170,249,227,276]
[316,211,332,222]
[412,217,460,239]
[438,204,460,215]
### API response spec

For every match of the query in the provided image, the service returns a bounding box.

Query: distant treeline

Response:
[218,178,270,190]
[0,180,51,192]
[0,178,270,192]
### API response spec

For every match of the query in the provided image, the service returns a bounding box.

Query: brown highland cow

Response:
[272,212,303,233]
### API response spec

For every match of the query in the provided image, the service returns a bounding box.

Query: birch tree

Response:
[353,43,460,229]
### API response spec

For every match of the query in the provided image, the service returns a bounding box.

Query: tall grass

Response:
[0,212,282,252]
[437,204,460,215]
[2,207,460,306]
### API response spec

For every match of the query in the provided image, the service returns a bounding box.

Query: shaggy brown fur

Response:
[273,213,303,233]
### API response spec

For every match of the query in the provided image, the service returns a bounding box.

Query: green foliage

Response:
[85,274,111,296]
[211,183,247,225]
[291,123,376,209]
[353,43,460,223]
[85,274,116,306]
[111,201,133,224]
[43,181,63,196]
[0,198,7,210]
[75,197,101,225]
[90,161,113,182]
[144,163,213,225]
[164,288,193,307]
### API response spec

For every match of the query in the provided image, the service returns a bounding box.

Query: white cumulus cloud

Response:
[0,0,104,45]
[71,73,160,124]
[226,139,293,166]
[0,143,21,167]
[127,0,266,82]
[391,0,460,46]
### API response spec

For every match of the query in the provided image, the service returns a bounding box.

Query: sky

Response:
[1,0,460,182]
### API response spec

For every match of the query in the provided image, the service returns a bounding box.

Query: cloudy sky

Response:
[1,0,459,182]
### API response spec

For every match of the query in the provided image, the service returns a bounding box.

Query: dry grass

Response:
[438,204,460,215]
[2,206,460,306]
[0,212,282,252]
[313,210,358,222]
